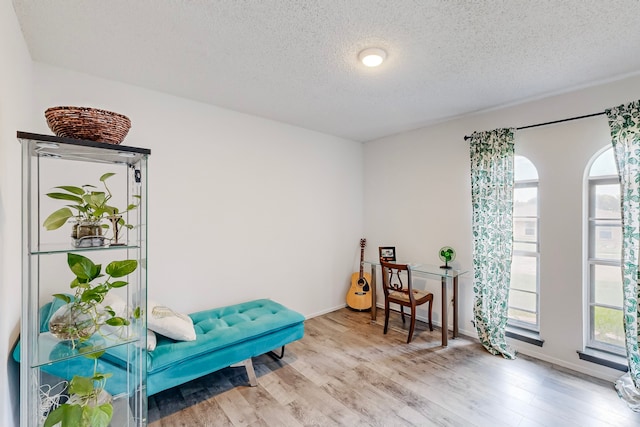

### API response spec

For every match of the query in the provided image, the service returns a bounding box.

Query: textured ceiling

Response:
[12,0,640,142]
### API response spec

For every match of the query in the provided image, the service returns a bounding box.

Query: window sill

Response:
[577,348,628,372]
[506,326,544,347]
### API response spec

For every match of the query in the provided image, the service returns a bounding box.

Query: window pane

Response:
[514,187,538,217]
[592,264,623,307]
[511,256,537,292]
[593,184,620,219]
[508,307,536,325]
[514,242,537,252]
[593,306,625,347]
[513,218,537,243]
[589,148,617,177]
[508,289,536,312]
[514,156,538,180]
[592,224,621,260]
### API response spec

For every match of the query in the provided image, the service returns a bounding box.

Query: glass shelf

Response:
[32,332,139,368]
[31,243,141,255]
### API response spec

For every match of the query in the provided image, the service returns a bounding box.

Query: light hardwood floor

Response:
[148,308,640,426]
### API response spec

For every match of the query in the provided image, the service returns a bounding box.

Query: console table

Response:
[364,261,467,346]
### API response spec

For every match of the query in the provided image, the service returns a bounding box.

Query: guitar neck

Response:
[359,247,365,278]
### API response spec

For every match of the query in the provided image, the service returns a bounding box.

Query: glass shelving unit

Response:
[18,131,150,427]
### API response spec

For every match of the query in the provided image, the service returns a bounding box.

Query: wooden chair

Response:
[381,261,433,343]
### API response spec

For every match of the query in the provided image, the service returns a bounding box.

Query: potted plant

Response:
[48,253,138,344]
[43,354,114,427]
[44,252,140,426]
[42,172,140,247]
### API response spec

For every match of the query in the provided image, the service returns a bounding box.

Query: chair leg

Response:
[407,305,417,343]
[400,305,405,324]
[384,299,390,334]
[428,299,434,331]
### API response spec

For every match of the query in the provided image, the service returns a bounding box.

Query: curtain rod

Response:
[463,111,606,140]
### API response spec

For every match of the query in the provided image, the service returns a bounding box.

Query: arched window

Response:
[509,156,540,330]
[585,147,624,354]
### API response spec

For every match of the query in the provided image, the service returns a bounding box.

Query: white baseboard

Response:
[305,304,349,319]
[511,345,621,382]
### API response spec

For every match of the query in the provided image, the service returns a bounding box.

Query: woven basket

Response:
[45,106,131,145]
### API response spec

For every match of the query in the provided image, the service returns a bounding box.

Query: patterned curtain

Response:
[606,100,640,411]
[469,128,516,359]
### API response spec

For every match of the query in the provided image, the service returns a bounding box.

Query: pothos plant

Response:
[49,253,139,342]
[42,172,140,240]
[43,355,113,427]
[48,253,139,345]
[44,253,140,427]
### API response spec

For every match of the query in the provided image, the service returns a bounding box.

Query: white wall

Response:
[364,73,640,381]
[28,63,364,318]
[0,3,33,427]
[3,59,364,426]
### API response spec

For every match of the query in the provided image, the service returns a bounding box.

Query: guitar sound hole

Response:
[358,278,370,292]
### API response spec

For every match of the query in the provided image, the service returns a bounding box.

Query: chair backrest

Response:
[380,261,415,302]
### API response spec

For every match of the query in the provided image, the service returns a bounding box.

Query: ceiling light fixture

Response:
[358,48,386,67]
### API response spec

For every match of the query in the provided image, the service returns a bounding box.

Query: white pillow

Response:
[146,329,157,351]
[102,293,128,318]
[100,293,130,340]
[147,300,196,341]
[102,294,157,350]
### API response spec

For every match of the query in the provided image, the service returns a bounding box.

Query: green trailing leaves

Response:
[69,375,94,396]
[43,207,74,230]
[40,173,144,427]
[55,185,86,195]
[43,252,139,426]
[105,317,129,327]
[106,260,138,278]
[78,348,105,359]
[109,280,128,288]
[42,172,141,240]
[47,192,84,203]
[86,404,113,427]
[99,172,116,182]
[44,374,114,427]
[68,253,101,281]
[54,253,138,344]
[43,403,82,427]
[52,293,71,304]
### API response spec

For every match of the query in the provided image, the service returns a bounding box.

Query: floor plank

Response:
[149,308,640,426]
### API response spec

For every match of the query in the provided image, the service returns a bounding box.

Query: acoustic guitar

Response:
[346,238,373,310]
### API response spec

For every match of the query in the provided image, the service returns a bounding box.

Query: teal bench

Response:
[14,298,305,396]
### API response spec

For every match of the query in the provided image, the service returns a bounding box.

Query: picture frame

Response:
[378,246,396,262]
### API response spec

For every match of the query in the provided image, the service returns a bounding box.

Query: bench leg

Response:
[230,358,258,386]
[269,346,285,360]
